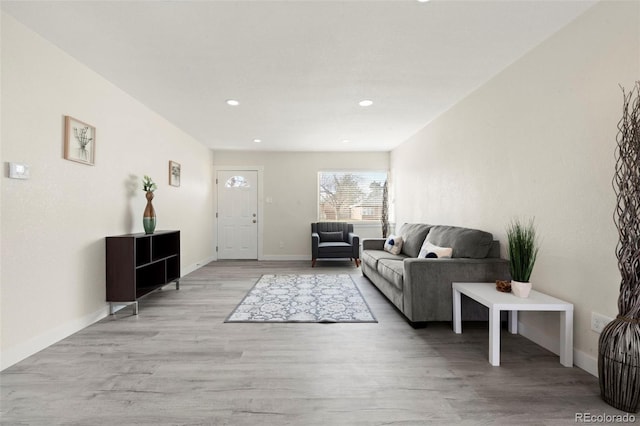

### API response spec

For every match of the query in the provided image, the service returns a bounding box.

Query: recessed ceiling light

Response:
[342,139,350,144]
[226,99,239,106]
[358,99,373,107]
[253,138,262,143]
[417,0,430,2]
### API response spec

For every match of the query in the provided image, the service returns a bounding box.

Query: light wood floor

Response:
[0,260,625,425]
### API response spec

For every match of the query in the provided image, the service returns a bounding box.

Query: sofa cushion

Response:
[377,259,404,291]
[398,223,433,258]
[425,225,493,259]
[362,249,407,268]
[384,235,403,255]
[418,241,453,258]
[319,231,344,242]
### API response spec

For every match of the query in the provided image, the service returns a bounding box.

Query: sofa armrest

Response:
[348,232,360,258]
[402,258,510,322]
[362,238,385,251]
[311,232,320,258]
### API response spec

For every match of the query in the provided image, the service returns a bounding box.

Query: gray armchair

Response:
[311,222,360,267]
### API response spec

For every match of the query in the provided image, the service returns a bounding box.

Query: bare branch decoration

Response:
[599,81,640,413]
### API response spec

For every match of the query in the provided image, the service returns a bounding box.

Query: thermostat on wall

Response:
[9,162,30,179]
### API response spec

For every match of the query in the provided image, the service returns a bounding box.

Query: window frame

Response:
[317,169,389,224]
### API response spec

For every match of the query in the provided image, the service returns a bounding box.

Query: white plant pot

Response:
[511,280,532,298]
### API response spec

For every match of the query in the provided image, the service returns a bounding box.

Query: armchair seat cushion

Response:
[318,242,351,248]
[317,242,353,256]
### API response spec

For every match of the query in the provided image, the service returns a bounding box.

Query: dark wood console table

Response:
[106,230,180,314]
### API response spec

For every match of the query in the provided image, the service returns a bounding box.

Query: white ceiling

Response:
[1,0,597,152]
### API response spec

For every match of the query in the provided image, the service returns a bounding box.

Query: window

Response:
[318,171,388,222]
[225,175,250,188]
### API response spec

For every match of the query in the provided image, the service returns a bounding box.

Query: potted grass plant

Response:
[506,218,539,298]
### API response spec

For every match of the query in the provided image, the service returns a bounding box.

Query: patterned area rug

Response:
[225,274,377,323]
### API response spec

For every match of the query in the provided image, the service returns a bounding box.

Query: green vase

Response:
[143,191,156,234]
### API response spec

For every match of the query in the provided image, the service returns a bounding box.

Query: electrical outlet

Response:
[591,312,613,334]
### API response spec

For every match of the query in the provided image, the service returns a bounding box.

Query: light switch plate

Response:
[9,162,30,179]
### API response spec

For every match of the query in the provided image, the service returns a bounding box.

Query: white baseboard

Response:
[182,255,216,276]
[574,347,599,377]
[260,254,310,261]
[518,321,598,377]
[0,305,110,371]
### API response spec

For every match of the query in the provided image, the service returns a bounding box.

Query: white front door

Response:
[217,170,258,259]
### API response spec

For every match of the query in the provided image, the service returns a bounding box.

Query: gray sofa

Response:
[362,223,510,324]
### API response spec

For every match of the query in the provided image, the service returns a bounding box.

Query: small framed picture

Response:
[64,116,95,165]
[169,160,181,187]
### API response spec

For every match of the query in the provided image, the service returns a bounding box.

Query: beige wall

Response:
[391,1,639,375]
[212,151,389,258]
[0,13,215,369]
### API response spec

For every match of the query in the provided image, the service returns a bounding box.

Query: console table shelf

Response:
[106,230,180,314]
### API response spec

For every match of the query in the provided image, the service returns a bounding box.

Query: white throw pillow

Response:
[418,240,453,259]
[384,235,403,255]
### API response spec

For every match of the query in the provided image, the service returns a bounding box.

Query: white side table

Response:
[452,282,574,367]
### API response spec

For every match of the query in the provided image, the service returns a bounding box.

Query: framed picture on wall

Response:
[64,116,96,166]
[169,160,181,187]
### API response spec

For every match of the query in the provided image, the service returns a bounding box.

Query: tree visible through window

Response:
[318,171,388,222]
